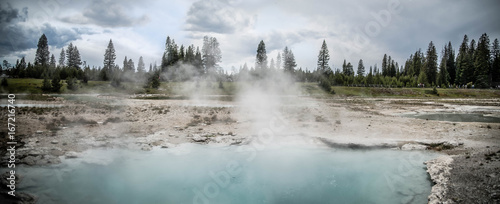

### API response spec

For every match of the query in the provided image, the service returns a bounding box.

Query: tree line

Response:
[313,33,500,89]
[1,32,499,92]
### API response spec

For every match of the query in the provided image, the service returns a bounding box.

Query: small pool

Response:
[9,144,437,204]
[402,113,500,123]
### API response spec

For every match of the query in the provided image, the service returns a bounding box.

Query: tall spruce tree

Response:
[492,38,500,84]
[202,36,222,74]
[255,40,268,70]
[66,43,82,69]
[276,52,282,70]
[382,54,388,76]
[474,33,491,88]
[464,39,477,83]
[437,45,450,87]
[137,56,145,73]
[357,59,365,77]
[282,46,296,74]
[58,48,65,67]
[35,34,50,66]
[424,41,438,85]
[317,40,330,76]
[446,42,456,85]
[456,35,470,85]
[49,54,56,69]
[103,39,116,71]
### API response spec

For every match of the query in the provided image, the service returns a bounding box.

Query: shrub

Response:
[41,77,52,92]
[1,77,7,87]
[67,77,78,90]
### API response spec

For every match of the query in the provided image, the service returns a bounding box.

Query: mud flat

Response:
[1,95,499,203]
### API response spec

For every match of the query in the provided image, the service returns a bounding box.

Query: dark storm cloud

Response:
[0,22,84,56]
[0,3,27,24]
[185,0,252,35]
[60,0,149,27]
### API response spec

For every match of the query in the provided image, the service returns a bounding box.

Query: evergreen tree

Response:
[194,47,203,75]
[35,34,50,66]
[66,43,82,69]
[179,45,185,62]
[492,38,500,84]
[446,42,456,85]
[317,40,331,76]
[438,45,450,87]
[456,35,470,85]
[59,48,65,67]
[128,59,135,73]
[255,40,268,70]
[276,52,282,70]
[137,56,145,73]
[103,39,116,79]
[474,33,491,88]
[51,75,62,92]
[424,41,438,85]
[282,46,296,74]
[1,77,8,87]
[382,54,388,76]
[357,59,365,77]
[464,39,476,83]
[41,75,52,92]
[270,58,275,70]
[123,56,129,72]
[50,54,56,69]
[202,36,222,75]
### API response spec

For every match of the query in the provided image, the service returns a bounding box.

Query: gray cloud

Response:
[0,3,27,25]
[185,0,253,35]
[0,21,84,56]
[60,0,150,27]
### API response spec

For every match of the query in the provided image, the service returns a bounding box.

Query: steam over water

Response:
[14,144,437,204]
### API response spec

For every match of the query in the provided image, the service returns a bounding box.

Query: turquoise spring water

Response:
[13,144,437,204]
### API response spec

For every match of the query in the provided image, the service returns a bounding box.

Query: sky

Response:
[1,0,499,73]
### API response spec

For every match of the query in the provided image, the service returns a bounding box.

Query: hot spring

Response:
[11,144,437,204]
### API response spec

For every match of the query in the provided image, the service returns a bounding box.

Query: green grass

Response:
[330,86,500,98]
[2,78,499,99]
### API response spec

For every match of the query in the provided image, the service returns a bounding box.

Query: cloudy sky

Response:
[1,0,499,72]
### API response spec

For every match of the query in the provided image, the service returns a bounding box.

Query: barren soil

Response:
[1,95,499,203]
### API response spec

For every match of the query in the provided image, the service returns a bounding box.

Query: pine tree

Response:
[437,45,450,87]
[474,33,491,88]
[123,56,129,72]
[492,38,500,84]
[35,34,50,66]
[424,41,438,85]
[66,43,82,69]
[276,52,282,70]
[103,39,116,76]
[202,36,222,75]
[41,74,52,92]
[270,58,275,69]
[317,40,330,76]
[456,35,471,85]
[51,75,62,92]
[255,40,268,70]
[382,54,388,76]
[137,56,145,73]
[50,54,56,68]
[464,39,476,83]
[357,59,365,77]
[128,59,135,73]
[446,42,456,85]
[282,46,296,74]
[59,48,65,67]
[194,47,203,75]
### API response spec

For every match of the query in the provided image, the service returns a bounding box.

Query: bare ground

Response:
[1,95,499,203]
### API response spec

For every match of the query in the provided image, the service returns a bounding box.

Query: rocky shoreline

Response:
[1,96,499,203]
